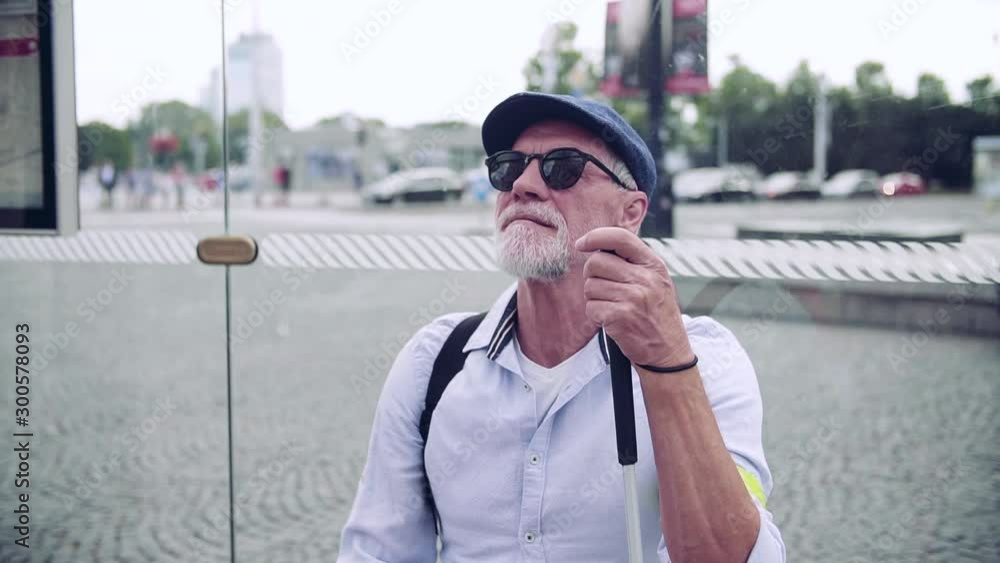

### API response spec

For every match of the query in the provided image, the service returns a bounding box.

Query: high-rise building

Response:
[201,32,284,122]
[198,67,223,122]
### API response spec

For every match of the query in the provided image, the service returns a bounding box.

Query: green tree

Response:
[716,56,779,116]
[915,73,950,107]
[712,56,780,169]
[77,121,133,171]
[854,61,893,99]
[843,62,909,175]
[523,22,600,96]
[785,60,819,99]
[226,109,288,164]
[675,56,998,189]
[966,75,999,115]
[521,22,657,143]
[686,93,716,162]
[770,61,821,170]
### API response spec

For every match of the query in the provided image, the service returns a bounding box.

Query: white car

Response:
[757,171,821,200]
[821,169,879,198]
[673,167,728,201]
[361,167,463,205]
[722,164,761,199]
[673,165,760,202]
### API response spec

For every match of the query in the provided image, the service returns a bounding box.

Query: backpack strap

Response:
[418,311,487,537]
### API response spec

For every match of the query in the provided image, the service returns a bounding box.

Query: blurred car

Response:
[673,165,760,202]
[879,172,927,196]
[197,169,223,191]
[821,169,880,198]
[195,166,252,192]
[721,163,761,200]
[228,166,254,192]
[756,171,822,200]
[673,167,726,202]
[361,167,463,204]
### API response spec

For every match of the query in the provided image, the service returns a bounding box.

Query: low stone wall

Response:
[676,278,999,337]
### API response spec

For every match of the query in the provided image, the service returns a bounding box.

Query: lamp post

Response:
[812,74,830,186]
[540,25,560,93]
[716,112,728,166]
[342,113,366,205]
[640,0,674,239]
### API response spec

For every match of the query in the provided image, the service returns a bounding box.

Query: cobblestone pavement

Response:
[0,264,997,562]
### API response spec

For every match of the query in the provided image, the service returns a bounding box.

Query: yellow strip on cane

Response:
[737,466,767,508]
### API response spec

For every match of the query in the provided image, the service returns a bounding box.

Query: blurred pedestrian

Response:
[171,162,187,210]
[97,160,118,209]
[138,167,156,210]
[352,166,363,192]
[274,163,292,207]
[124,169,137,209]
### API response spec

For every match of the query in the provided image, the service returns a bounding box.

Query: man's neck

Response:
[515,269,600,368]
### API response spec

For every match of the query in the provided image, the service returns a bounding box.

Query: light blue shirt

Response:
[337,283,786,562]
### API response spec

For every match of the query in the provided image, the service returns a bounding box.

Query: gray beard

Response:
[494,221,571,282]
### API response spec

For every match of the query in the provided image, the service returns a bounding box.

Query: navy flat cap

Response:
[481,91,657,196]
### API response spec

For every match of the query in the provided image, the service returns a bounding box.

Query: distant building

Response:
[201,32,284,122]
[198,67,222,121]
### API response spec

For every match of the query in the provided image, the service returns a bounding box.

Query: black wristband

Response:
[637,355,699,373]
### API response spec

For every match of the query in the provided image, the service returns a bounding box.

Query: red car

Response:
[879,172,926,196]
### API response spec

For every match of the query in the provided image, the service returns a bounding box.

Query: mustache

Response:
[496,203,564,230]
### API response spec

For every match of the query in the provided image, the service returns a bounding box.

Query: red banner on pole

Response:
[673,0,707,18]
[667,0,709,94]
[600,0,710,97]
[599,1,642,98]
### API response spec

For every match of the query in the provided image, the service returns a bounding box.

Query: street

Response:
[78,183,1000,244]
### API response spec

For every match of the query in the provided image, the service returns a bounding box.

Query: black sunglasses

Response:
[484,147,633,192]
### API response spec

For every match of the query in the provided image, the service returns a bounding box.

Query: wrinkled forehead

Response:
[511,120,615,162]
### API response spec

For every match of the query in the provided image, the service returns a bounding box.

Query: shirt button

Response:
[524,531,536,543]
[529,453,541,465]
[522,383,531,392]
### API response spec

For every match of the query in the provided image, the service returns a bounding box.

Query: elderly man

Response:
[337,92,785,562]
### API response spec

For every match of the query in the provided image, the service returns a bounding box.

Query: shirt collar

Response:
[463,282,611,364]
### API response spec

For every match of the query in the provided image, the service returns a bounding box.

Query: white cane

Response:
[606,335,645,563]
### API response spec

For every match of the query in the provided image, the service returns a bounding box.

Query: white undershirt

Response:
[513,334,600,426]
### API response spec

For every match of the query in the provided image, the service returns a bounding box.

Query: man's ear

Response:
[620,190,648,233]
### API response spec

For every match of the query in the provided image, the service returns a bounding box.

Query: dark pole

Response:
[641,0,673,238]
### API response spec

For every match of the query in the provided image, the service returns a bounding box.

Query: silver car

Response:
[673,165,760,202]
[757,171,822,200]
[361,167,464,205]
[821,169,880,198]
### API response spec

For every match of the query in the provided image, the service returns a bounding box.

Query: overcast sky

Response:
[74,0,1000,130]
